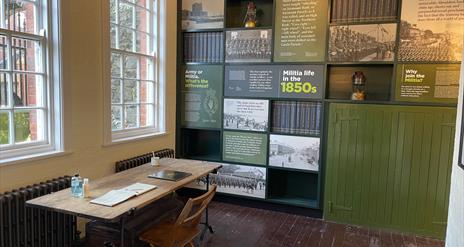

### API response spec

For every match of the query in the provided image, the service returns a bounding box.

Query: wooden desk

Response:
[26,158,221,246]
[27,158,221,221]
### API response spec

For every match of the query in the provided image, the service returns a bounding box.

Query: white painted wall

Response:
[0,0,178,192]
[446,48,464,246]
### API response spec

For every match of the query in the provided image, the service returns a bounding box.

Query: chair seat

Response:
[140,221,201,247]
[139,186,217,247]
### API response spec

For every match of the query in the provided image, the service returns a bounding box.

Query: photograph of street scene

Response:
[269,135,320,171]
[223,99,269,132]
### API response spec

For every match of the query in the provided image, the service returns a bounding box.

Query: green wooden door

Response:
[324,103,456,239]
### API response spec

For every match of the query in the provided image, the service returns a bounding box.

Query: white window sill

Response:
[103,131,170,147]
[0,150,73,166]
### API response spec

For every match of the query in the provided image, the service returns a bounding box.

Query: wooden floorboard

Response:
[342,225,369,247]
[379,229,395,247]
[198,201,445,247]
[282,215,307,247]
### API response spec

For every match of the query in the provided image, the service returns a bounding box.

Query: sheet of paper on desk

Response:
[90,183,157,207]
[90,190,135,207]
[121,183,157,196]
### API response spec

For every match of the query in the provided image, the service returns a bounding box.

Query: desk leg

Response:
[200,173,214,241]
[120,216,125,247]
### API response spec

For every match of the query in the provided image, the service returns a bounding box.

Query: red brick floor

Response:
[199,201,444,247]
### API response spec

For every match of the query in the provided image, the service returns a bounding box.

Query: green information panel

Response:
[223,131,268,166]
[395,64,461,103]
[274,0,328,62]
[181,65,223,128]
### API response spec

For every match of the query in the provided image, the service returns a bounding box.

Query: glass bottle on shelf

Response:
[351,71,366,101]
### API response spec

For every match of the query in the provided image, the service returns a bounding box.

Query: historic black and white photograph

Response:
[399,21,463,62]
[329,24,397,62]
[399,0,463,62]
[224,99,269,132]
[225,29,272,63]
[269,135,320,171]
[181,0,224,30]
[399,29,463,62]
[188,164,267,199]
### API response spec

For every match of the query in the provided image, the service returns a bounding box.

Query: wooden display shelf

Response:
[325,99,458,107]
[225,26,273,31]
[269,131,321,138]
[267,168,320,209]
[327,65,394,101]
[180,129,222,162]
[183,62,224,66]
[267,166,319,175]
[267,196,319,209]
[182,28,225,33]
[226,0,274,28]
[329,19,400,26]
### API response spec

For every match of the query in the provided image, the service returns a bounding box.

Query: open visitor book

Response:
[90,183,157,207]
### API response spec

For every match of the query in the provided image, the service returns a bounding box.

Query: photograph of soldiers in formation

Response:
[329,24,397,62]
[269,135,320,172]
[399,21,463,62]
[188,164,266,199]
[225,29,272,63]
[399,0,463,62]
[181,0,224,30]
[223,99,269,132]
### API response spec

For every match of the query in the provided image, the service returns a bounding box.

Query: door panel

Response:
[324,103,456,239]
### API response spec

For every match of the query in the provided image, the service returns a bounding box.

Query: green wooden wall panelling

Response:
[324,103,456,239]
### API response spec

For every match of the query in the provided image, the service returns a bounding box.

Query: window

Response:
[109,0,161,141]
[0,0,62,161]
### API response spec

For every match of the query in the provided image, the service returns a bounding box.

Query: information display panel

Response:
[225,65,324,99]
[274,0,328,62]
[395,64,461,103]
[181,65,223,128]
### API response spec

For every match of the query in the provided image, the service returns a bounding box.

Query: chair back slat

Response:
[175,185,217,228]
[139,185,216,247]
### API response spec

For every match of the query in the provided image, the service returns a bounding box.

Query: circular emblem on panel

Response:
[203,89,219,116]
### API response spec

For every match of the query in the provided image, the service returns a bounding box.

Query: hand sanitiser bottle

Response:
[82,178,89,198]
[71,174,79,197]
[71,174,83,197]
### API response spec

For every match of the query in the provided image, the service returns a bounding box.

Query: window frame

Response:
[0,0,63,163]
[457,54,464,171]
[103,0,165,144]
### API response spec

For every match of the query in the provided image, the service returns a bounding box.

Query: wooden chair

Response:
[139,185,217,247]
